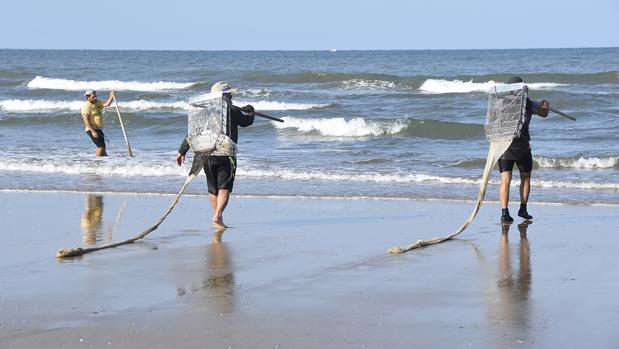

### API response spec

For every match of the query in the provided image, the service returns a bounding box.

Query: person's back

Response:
[176,82,255,227]
[497,77,549,222]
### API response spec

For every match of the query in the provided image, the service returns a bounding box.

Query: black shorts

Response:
[204,156,236,194]
[86,129,106,148]
[498,151,533,173]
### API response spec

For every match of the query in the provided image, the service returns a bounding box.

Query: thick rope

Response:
[387,140,512,254]
[56,156,205,258]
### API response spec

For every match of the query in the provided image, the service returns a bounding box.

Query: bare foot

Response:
[212,215,227,228]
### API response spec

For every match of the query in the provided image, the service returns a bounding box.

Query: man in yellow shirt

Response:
[81,89,116,156]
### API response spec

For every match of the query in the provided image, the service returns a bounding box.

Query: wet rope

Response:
[387,140,512,254]
[56,156,205,258]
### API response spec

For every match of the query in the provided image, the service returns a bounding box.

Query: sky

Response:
[2,0,618,50]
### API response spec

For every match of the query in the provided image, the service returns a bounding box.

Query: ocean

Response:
[0,48,617,205]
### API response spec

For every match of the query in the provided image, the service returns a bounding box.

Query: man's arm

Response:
[82,113,99,137]
[235,105,255,127]
[176,136,190,166]
[529,99,550,118]
[81,104,99,137]
[102,90,116,107]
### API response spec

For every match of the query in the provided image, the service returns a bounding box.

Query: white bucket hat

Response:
[84,89,96,97]
[210,81,237,94]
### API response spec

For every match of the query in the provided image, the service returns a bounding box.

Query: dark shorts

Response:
[204,156,236,194]
[86,129,106,148]
[498,151,533,173]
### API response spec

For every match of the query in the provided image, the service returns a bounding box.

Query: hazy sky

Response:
[2,0,618,50]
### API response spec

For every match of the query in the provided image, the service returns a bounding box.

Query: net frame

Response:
[186,91,236,155]
[484,83,528,143]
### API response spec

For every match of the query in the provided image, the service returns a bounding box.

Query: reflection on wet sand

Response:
[79,194,128,246]
[468,221,534,345]
[491,221,531,339]
[492,221,533,343]
[81,194,104,245]
[177,227,235,313]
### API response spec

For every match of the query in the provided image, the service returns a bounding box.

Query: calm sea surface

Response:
[0,48,617,205]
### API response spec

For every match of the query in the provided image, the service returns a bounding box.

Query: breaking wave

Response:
[0,158,185,177]
[0,99,187,112]
[1,158,617,191]
[274,116,483,139]
[273,116,409,137]
[239,168,619,190]
[535,156,619,169]
[419,79,566,94]
[27,76,196,91]
[234,100,329,111]
[0,99,326,113]
[341,79,401,90]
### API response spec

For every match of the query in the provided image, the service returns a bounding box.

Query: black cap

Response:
[507,76,523,84]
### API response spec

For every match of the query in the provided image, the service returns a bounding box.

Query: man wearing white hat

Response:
[176,81,255,227]
[81,89,116,156]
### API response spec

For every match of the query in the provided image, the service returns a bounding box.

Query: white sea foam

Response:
[419,79,565,94]
[0,99,325,113]
[239,167,481,184]
[535,156,618,169]
[234,100,329,111]
[27,76,195,91]
[341,79,399,90]
[238,167,619,190]
[0,158,187,177]
[0,99,187,112]
[1,158,617,190]
[273,116,408,137]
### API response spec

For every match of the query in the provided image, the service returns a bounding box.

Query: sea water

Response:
[0,48,617,205]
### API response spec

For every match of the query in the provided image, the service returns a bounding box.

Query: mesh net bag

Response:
[187,92,237,156]
[484,83,528,143]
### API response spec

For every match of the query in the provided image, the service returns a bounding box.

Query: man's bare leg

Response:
[208,193,217,211]
[499,170,512,209]
[212,189,230,227]
[499,170,514,222]
[95,147,107,157]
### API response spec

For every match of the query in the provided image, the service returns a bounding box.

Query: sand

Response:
[1,191,618,348]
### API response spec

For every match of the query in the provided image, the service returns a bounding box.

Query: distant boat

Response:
[329,48,337,52]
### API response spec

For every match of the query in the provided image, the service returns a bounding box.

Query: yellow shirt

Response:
[81,100,105,130]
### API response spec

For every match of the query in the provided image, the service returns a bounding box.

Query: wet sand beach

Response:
[1,191,618,348]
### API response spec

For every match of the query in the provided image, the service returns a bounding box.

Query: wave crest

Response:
[341,79,400,90]
[274,117,408,137]
[535,156,619,169]
[0,99,187,112]
[274,116,483,139]
[27,76,195,91]
[419,79,565,94]
[1,158,617,191]
[0,98,325,113]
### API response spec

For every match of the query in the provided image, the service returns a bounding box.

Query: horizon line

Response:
[1,46,618,52]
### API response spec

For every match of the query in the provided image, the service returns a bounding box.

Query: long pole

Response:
[550,107,576,121]
[113,96,133,157]
[255,111,284,123]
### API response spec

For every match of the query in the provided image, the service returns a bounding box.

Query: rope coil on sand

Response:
[56,156,205,259]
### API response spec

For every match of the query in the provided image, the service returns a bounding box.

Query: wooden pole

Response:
[255,111,284,123]
[113,95,134,157]
[550,107,576,121]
